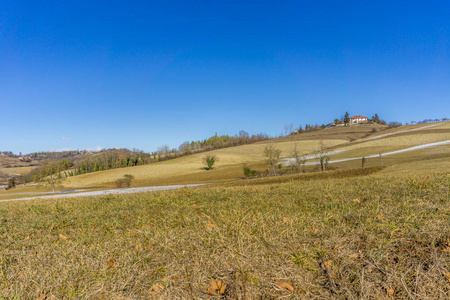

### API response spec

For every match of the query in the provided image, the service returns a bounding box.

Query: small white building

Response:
[350,115,368,124]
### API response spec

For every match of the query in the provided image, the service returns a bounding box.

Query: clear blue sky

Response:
[1,1,449,154]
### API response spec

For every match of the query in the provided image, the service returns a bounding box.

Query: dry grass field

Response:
[0,166,37,176]
[56,139,347,189]
[288,122,450,169]
[0,123,449,298]
[58,122,448,189]
[0,168,448,299]
[0,122,448,199]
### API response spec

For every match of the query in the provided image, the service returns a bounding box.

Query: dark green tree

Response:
[372,113,380,124]
[344,112,350,126]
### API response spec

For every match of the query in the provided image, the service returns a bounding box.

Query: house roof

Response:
[350,115,367,119]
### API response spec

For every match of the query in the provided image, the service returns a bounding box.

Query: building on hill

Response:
[350,115,368,124]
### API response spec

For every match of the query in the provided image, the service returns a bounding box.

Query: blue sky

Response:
[1,1,449,154]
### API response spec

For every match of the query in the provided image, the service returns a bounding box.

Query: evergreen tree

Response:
[344,112,350,125]
[372,113,380,124]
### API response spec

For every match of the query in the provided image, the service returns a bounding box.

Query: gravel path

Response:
[282,140,450,166]
[0,184,206,203]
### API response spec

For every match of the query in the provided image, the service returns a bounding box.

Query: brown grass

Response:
[58,139,346,189]
[0,169,448,298]
[2,122,449,202]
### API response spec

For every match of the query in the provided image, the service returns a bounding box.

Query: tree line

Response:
[24,131,269,183]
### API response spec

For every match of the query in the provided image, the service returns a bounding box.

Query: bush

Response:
[6,177,16,190]
[243,166,251,177]
[202,155,218,170]
[243,165,258,178]
[115,174,134,188]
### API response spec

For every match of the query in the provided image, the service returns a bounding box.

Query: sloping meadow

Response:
[0,169,449,299]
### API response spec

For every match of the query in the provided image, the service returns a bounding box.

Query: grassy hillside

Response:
[0,169,448,298]
[56,139,344,188]
[0,122,448,198]
[0,157,38,182]
[63,122,449,188]
[0,122,448,298]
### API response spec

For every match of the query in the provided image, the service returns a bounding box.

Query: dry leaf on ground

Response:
[387,286,395,297]
[273,279,294,292]
[107,257,114,268]
[348,253,359,259]
[207,280,226,295]
[321,260,332,270]
[35,291,47,300]
[283,217,291,223]
[149,283,164,295]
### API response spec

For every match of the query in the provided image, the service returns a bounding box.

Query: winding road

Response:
[0,184,206,203]
[281,140,450,166]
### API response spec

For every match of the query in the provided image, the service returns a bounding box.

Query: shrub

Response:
[243,166,251,177]
[115,174,134,188]
[6,177,16,190]
[202,155,218,170]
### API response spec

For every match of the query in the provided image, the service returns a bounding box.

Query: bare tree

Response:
[284,123,294,136]
[115,174,134,188]
[239,130,249,138]
[157,144,171,160]
[36,161,65,193]
[263,145,281,175]
[178,141,191,156]
[291,142,306,173]
[157,144,170,154]
[317,141,329,171]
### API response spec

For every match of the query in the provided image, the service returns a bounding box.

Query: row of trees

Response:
[28,160,68,192]
[26,150,153,182]
[25,131,269,184]
[178,132,269,156]
[408,118,448,125]
[262,141,332,176]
